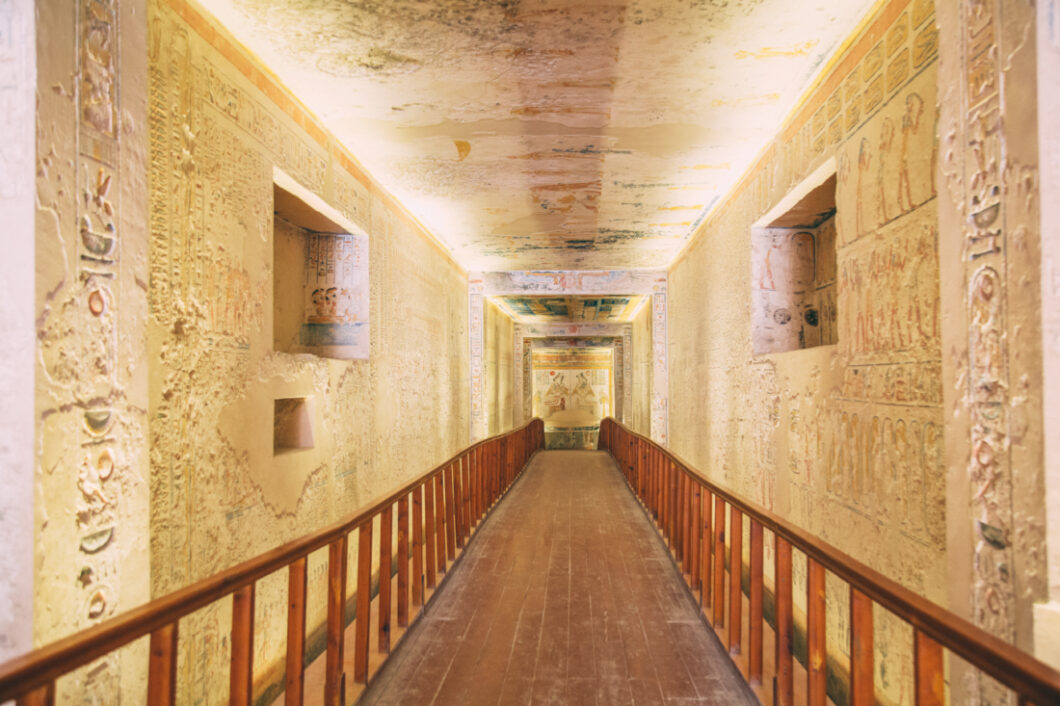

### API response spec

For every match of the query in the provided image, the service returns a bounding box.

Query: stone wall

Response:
[33,0,152,700]
[668,0,942,702]
[0,0,35,666]
[631,302,652,436]
[146,0,469,698]
[936,0,1048,696]
[485,300,515,436]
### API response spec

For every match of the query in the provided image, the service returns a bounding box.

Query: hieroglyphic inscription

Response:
[650,290,668,443]
[960,0,1016,669]
[469,278,486,440]
[821,407,943,545]
[73,0,124,695]
[840,212,940,363]
[748,360,778,510]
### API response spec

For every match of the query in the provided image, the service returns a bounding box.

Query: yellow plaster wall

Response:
[33,0,151,700]
[485,300,515,436]
[631,303,652,436]
[146,0,469,697]
[667,1,941,702]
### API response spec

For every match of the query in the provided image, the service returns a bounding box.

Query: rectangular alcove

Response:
[273,168,369,360]
[274,397,314,454]
[752,160,838,355]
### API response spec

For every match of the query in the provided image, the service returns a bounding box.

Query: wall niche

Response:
[273,169,369,359]
[273,397,314,454]
[752,163,838,355]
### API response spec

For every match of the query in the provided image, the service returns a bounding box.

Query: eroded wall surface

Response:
[147,0,469,697]
[34,0,151,700]
[485,300,515,436]
[936,0,1047,694]
[668,0,942,701]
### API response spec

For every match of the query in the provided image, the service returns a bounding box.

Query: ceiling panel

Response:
[204,0,877,270]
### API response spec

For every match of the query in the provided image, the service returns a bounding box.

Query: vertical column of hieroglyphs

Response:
[469,276,486,440]
[35,0,147,697]
[957,0,1048,687]
[513,326,526,425]
[960,0,1016,679]
[650,280,668,444]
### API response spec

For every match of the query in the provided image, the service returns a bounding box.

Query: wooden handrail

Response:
[598,417,1060,706]
[0,418,545,703]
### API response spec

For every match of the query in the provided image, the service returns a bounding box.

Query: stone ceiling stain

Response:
[202,0,879,270]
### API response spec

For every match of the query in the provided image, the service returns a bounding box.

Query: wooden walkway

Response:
[359,450,757,705]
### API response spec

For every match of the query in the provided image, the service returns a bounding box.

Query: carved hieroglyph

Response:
[668,3,941,703]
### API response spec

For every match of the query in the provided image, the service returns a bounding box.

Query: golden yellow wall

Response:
[485,300,515,436]
[668,0,940,702]
[631,303,652,436]
[146,0,469,697]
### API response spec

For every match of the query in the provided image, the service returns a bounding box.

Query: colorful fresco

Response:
[496,295,647,323]
[531,349,613,431]
[298,232,369,357]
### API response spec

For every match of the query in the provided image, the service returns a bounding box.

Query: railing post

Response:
[147,623,179,706]
[379,506,393,654]
[397,495,409,627]
[775,536,794,706]
[353,524,371,685]
[462,454,471,540]
[452,461,465,551]
[749,519,763,684]
[15,683,54,706]
[434,474,447,573]
[691,482,702,591]
[286,557,307,706]
[850,587,875,706]
[424,481,437,588]
[327,535,349,701]
[701,489,712,610]
[686,470,695,576]
[914,630,944,705]
[729,508,742,655]
[713,496,725,626]
[445,463,458,560]
[807,557,826,705]
[230,583,255,706]
[412,487,424,605]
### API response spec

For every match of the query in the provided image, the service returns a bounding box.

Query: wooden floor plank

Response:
[359,451,756,706]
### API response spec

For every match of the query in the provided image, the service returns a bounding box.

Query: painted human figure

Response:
[856,137,874,237]
[877,117,896,224]
[543,374,569,416]
[898,92,924,213]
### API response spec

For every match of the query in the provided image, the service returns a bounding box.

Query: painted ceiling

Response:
[495,295,646,323]
[532,347,614,368]
[204,0,877,270]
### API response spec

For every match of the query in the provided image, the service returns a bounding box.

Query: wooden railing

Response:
[0,418,544,705]
[599,417,1060,706]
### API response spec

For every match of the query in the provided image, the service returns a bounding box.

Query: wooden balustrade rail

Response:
[598,417,1060,706]
[0,419,545,705]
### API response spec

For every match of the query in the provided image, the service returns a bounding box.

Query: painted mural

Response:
[298,232,369,357]
[532,348,612,449]
[669,3,942,704]
[498,295,646,323]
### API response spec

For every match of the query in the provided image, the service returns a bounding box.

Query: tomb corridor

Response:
[2,0,1060,702]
